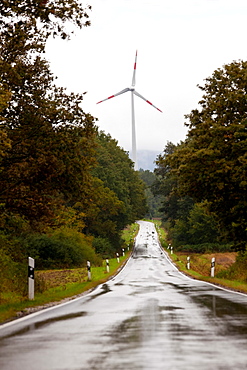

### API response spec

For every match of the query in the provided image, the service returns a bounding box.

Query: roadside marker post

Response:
[106,259,110,273]
[171,246,173,255]
[211,257,215,277]
[116,253,120,263]
[28,257,35,300]
[187,256,190,270]
[87,260,91,281]
[122,248,125,256]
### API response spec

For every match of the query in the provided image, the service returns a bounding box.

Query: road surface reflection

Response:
[0,221,247,369]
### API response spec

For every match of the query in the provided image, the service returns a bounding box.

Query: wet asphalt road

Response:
[0,220,247,370]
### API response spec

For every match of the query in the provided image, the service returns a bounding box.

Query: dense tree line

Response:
[138,169,162,219]
[154,61,247,252]
[0,0,146,295]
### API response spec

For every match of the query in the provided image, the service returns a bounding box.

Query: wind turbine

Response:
[97,51,162,171]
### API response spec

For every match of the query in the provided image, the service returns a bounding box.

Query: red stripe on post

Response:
[108,95,115,99]
[146,100,152,105]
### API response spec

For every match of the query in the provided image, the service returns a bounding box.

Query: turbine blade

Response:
[134,90,163,112]
[97,88,130,104]
[131,50,138,87]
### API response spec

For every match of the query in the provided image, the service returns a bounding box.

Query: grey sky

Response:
[45,0,247,156]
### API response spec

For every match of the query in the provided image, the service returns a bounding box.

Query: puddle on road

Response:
[164,281,247,337]
[159,305,184,311]
[128,284,167,296]
[191,293,247,335]
[88,298,191,369]
[0,311,88,341]
[85,283,112,302]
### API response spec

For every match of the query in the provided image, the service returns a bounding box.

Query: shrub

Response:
[26,228,102,269]
[217,251,247,281]
[92,237,116,258]
[0,232,27,299]
[0,248,26,300]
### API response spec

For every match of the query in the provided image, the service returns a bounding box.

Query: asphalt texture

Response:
[0,220,247,369]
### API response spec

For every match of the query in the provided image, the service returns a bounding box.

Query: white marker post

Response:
[28,257,35,300]
[87,260,91,281]
[211,257,215,277]
[187,256,190,270]
[122,248,125,257]
[116,253,120,263]
[106,259,109,273]
[171,246,173,255]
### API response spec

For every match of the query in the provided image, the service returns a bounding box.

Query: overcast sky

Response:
[45,0,247,159]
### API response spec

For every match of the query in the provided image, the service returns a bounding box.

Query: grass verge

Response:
[147,219,247,295]
[167,250,247,294]
[0,223,139,325]
[0,253,130,325]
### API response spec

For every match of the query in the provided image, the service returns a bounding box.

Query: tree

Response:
[81,131,148,253]
[138,169,163,218]
[0,0,149,274]
[153,142,190,227]
[0,84,11,159]
[0,0,91,41]
[84,177,126,248]
[0,1,96,232]
[0,54,97,230]
[154,143,224,249]
[158,61,247,251]
[93,131,147,226]
[170,202,220,249]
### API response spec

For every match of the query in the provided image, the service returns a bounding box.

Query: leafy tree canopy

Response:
[156,62,247,251]
[0,0,148,274]
[0,0,96,234]
[138,169,163,218]
[93,131,147,226]
[0,85,11,159]
[0,0,91,41]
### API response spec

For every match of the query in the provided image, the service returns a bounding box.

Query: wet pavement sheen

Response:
[0,220,247,369]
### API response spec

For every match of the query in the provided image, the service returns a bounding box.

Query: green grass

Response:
[0,223,139,324]
[0,253,130,324]
[4,220,246,325]
[167,251,247,294]
[147,220,247,295]
[122,222,139,247]
[145,219,168,248]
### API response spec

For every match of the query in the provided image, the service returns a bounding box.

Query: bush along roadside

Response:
[0,223,139,324]
[0,251,130,324]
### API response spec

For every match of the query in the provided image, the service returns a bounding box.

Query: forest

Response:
[153,61,247,255]
[0,1,147,294]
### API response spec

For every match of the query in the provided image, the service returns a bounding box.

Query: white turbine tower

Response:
[97,51,162,171]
